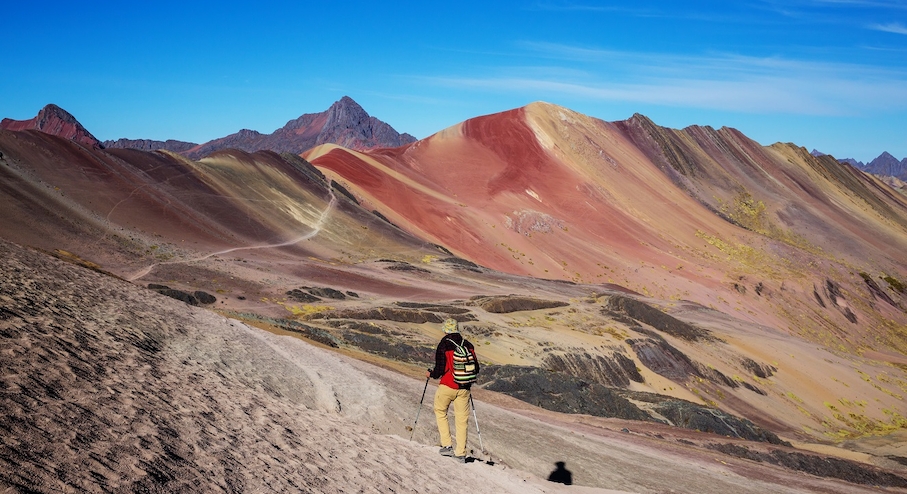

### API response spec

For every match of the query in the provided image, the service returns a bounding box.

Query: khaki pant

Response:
[434,384,470,457]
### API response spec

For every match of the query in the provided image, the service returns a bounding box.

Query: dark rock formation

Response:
[1,104,101,148]
[384,262,431,274]
[543,351,644,387]
[306,307,465,324]
[279,322,340,348]
[740,357,775,379]
[155,289,199,306]
[306,287,347,300]
[606,296,714,342]
[286,286,348,302]
[286,289,321,303]
[653,400,784,444]
[194,291,217,305]
[627,337,699,381]
[694,362,739,389]
[220,311,341,348]
[618,390,788,444]
[471,295,568,314]
[859,272,899,308]
[708,443,907,487]
[339,331,434,364]
[393,302,473,315]
[824,279,858,323]
[437,257,482,272]
[146,285,215,306]
[480,365,785,443]
[479,365,653,422]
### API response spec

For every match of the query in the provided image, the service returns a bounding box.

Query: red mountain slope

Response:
[306,102,907,354]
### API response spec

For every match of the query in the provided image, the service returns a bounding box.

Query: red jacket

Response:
[429,333,479,389]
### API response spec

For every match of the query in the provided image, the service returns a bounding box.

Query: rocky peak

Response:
[315,96,415,149]
[864,151,906,179]
[236,129,262,138]
[873,151,899,165]
[1,104,101,148]
[323,96,369,130]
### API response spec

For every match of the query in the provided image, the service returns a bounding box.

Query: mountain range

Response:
[813,149,907,181]
[2,99,907,492]
[99,96,416,159]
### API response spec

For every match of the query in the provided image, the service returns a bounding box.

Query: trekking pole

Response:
[469,393,485,454]
[410,376,430,441]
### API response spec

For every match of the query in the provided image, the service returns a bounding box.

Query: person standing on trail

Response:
[427,318,479,463]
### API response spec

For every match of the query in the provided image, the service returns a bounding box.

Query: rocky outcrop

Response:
[606,296,714,342]
[628,337,699,381]
[822,279,858,323]
[305,307,476,324]
[1,104,101,148]
[479,365,653,422]
[147,284,216,306]
[708,443,907,487]
[651,399,784,444]
[543,351,644,387]
[393,302,472,315]
[338,330,434,364]
[479,365,787,443]
[471,295,568,314]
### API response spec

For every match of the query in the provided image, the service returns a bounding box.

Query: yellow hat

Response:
[442,318,459,333]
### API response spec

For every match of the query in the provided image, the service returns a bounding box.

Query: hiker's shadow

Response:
[547,461,572,485]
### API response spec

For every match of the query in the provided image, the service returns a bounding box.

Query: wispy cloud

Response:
[533,1,753,22]
[775,0,907,9]
[416,43,907,117]
[870,21,907,33]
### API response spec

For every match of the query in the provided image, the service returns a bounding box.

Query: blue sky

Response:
[4,1,906,163]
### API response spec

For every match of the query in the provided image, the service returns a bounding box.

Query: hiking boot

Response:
[438,446,453,457]
[454,455,467,463]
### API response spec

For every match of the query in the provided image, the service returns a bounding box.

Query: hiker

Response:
[426,318,479,463]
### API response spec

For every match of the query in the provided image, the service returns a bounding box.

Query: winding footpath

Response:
[128,188,338,282]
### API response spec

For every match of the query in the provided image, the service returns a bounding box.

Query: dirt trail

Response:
[127,188,338,282]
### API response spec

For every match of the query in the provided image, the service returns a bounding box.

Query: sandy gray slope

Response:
[0,239,897,493]
[0,239,609,493]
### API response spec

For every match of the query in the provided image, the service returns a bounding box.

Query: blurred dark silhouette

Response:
[548,461,573,485]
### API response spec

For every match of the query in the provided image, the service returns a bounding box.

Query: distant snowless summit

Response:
[102,96,417,159]
[0,103,101,148]
[813,149,907,181]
